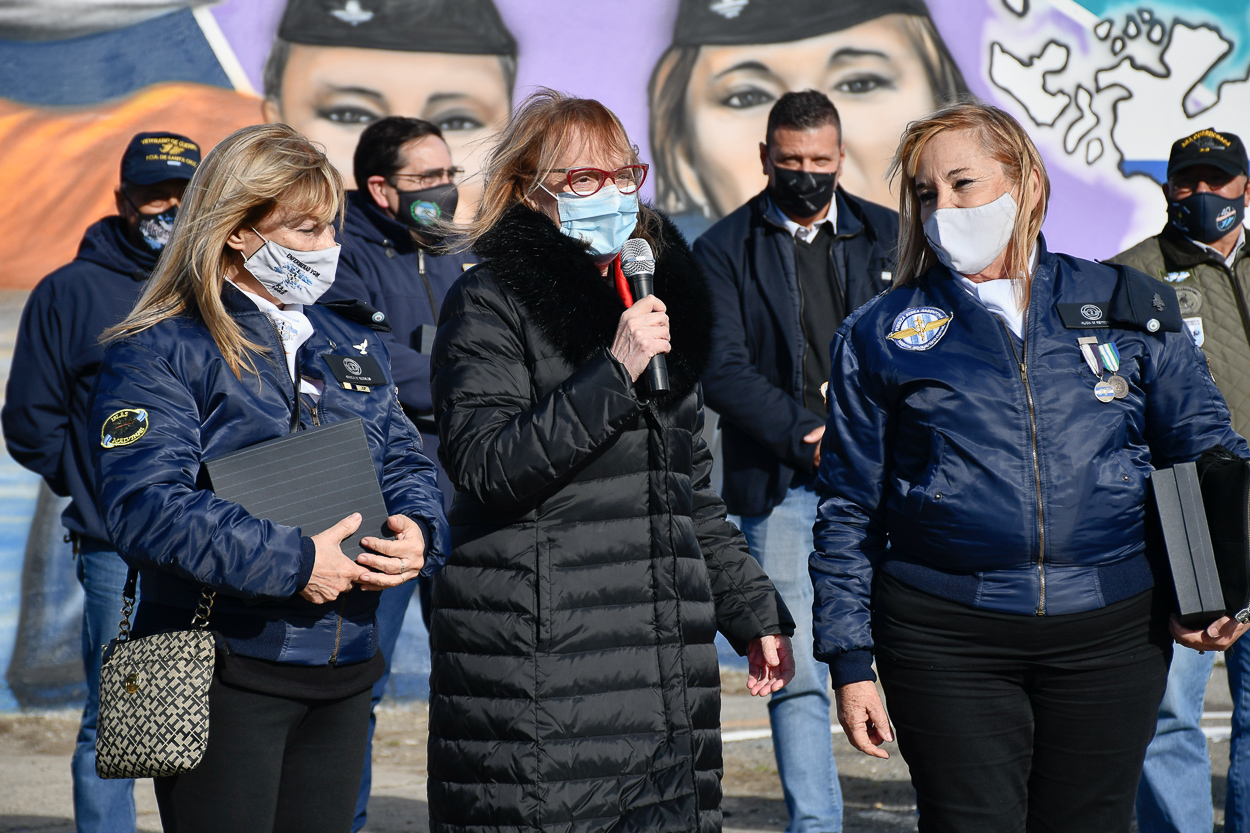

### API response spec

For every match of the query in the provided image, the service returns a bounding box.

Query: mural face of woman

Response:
[263,45,511,222]
[683,13,941,213]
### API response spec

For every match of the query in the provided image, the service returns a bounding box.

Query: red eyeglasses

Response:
[549,164,649,197]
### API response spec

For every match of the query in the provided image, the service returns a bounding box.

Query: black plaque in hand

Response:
[201,418,390,560]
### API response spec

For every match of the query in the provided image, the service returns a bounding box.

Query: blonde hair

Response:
[460,88,665,254]
[105,124,343,378]
[889,101,1049,295]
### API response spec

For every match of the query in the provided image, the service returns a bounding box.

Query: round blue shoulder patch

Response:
[887,307,953,351]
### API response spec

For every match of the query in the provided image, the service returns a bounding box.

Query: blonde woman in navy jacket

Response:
[812,103,1248,832]
[90,124,446,833]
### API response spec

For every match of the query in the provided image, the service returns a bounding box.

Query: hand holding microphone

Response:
[615,239,671,393]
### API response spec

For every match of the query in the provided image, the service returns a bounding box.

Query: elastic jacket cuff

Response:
[296,536,317,592]
[820,648,877,687]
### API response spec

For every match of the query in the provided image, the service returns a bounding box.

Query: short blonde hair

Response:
[889,101,1049,290]
[461,88,665,254]
[106,124,343,378]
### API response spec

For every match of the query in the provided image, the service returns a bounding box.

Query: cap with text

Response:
[1167,128,1248,181]
[120,132,200,186]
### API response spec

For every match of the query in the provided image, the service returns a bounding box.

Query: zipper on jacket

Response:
[1000,322,1047,615]
[417,249,440,319]
[1221,260,1250,353]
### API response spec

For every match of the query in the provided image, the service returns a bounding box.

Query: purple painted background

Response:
[208,0,1141,259]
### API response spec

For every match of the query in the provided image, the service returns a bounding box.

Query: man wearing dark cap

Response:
[696,91,899,833]
[2,130,199,833]
[261,0,516,222]
[318,115,472,832]
[1110,129,1250,833]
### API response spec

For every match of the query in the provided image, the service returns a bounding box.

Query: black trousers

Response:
[873,571,1171,833]
[153,673,372,833]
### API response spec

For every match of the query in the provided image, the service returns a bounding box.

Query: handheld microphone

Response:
[620,239,670,394]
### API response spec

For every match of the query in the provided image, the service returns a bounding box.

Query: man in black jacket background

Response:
[695,91,899,833]
[2,131,199,833]
[319,116,473,833]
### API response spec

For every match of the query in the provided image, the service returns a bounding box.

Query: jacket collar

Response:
[1156,221,1247,271]
[346,189,419,253]
[472,203,712,407]
[752,187,864,240]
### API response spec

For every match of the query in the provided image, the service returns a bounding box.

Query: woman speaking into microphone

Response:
[427,89,795,832]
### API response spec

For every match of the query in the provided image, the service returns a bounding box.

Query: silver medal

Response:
[1108,374,1129,399]
[1094,380,1115,402]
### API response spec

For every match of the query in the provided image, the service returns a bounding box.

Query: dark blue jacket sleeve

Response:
[810,323,893,686]
[1143,329,1249,461]
[694,233,825,471]
[91,340,312,599]
[2,279,72,493]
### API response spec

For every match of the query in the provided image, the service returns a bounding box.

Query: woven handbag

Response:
[95,570,217,779]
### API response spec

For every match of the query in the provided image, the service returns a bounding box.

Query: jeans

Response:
[73,540,136,833]
[1136,645,1216,833]
[1229,635,1250,832]
[741,484,842,833]
[1137,638,1250,832]
[351,580,417,833]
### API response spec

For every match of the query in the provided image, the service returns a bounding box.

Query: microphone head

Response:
[621,239,656,277]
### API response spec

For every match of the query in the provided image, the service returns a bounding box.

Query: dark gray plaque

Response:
[201,418,390,560]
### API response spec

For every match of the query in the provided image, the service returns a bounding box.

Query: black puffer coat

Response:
[428,204,794,833]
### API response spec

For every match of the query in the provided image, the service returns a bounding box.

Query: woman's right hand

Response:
[611,296,671,382]
[835,680,895,759]
[301,513,370,604]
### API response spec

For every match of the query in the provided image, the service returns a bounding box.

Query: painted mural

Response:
[2,0,1248,709]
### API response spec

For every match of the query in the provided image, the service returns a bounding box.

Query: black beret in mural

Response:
[672,0,932,47]
[279,0,516,56]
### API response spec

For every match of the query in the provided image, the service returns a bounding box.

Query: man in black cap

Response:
[1110,129,1250,833]
[319,115,472,833]
[695,91,898,833]
[261,0,516,221]
[2,130,199,833]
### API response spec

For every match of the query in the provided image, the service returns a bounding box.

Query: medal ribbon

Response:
[1098,342,1121,374]
[1078,337,1101,376]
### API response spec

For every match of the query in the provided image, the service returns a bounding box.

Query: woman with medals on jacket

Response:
[90,124,447,833]
[427,89,796,833]
[812,102,1250,832]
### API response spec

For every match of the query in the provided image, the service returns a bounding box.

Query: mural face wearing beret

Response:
[650,0,967,237]
[261,0,516,222]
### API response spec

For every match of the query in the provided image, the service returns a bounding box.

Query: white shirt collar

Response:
[765,194,838,243]
[1191,227,1245,269]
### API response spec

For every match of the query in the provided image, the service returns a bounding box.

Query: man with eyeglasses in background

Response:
[321,115,471,833]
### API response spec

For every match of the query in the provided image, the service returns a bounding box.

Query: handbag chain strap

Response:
[116,567,216,642]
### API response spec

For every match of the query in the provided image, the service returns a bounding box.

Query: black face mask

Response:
[768,167,836,218]
[396,183,459,242]
[1169,190,1246,244]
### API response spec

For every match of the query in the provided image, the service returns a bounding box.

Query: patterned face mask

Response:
[242,229,341,305]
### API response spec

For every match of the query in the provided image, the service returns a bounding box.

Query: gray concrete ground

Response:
[0,666,1236,832]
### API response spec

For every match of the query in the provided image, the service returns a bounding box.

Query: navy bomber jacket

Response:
[90,283,448,665]
[812,238,1247,686]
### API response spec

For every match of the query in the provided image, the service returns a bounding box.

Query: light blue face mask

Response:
[542,183,639,258]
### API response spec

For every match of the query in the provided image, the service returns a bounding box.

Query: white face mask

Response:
[923,191,1018,276]
[242,229,341,305]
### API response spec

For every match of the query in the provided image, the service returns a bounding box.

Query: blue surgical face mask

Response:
[1170,190,1247,244]
[542,183,639,258]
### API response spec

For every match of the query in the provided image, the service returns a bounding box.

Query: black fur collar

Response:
[474,203,712,407]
